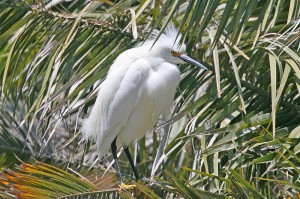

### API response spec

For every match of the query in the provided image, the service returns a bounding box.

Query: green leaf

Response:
[230,169,266,199]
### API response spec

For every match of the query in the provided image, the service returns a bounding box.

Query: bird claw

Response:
[118,183,136,190]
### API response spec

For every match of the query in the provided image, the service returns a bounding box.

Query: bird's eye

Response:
[171,50,182,57]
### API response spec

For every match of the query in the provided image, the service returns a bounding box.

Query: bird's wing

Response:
[95,58,151,157]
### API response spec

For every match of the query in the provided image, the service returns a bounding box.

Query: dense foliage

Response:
[0,0,299,198]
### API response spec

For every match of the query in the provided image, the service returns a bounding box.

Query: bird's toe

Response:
[118,183,136,190]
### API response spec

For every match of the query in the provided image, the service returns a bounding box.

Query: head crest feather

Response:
[140,23,183,49]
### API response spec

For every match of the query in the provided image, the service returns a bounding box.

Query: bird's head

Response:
[145,23,208,70]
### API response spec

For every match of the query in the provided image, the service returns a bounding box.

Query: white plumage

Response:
[82,24,207,159]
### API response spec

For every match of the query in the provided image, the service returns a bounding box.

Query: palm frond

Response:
[0,0,300,198]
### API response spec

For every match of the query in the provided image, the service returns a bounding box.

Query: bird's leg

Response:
[111,138,135,190]
[124,147,140,181]
[111,137,123,184]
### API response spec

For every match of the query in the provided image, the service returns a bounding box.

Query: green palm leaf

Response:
[0,0,299,198]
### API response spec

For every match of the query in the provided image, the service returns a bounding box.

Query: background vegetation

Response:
[0,0,299,198]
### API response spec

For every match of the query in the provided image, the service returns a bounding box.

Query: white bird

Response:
[82,24,207,184]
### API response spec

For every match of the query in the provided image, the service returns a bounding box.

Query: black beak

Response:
[179,54,208,70]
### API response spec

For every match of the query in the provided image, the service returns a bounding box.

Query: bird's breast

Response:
[146,62,181,113]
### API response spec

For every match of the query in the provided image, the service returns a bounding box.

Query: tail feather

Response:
[81,117,97,141]
[81,116,112,158]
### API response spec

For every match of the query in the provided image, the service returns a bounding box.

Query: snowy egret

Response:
[82,24,207,185]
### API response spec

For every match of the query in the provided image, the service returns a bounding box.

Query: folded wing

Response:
[82,58,151,157]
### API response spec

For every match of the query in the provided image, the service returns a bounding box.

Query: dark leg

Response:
[124,147,140,181]
[111,137,123,183]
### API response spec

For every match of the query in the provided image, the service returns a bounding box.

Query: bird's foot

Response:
[118,183,136,190]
